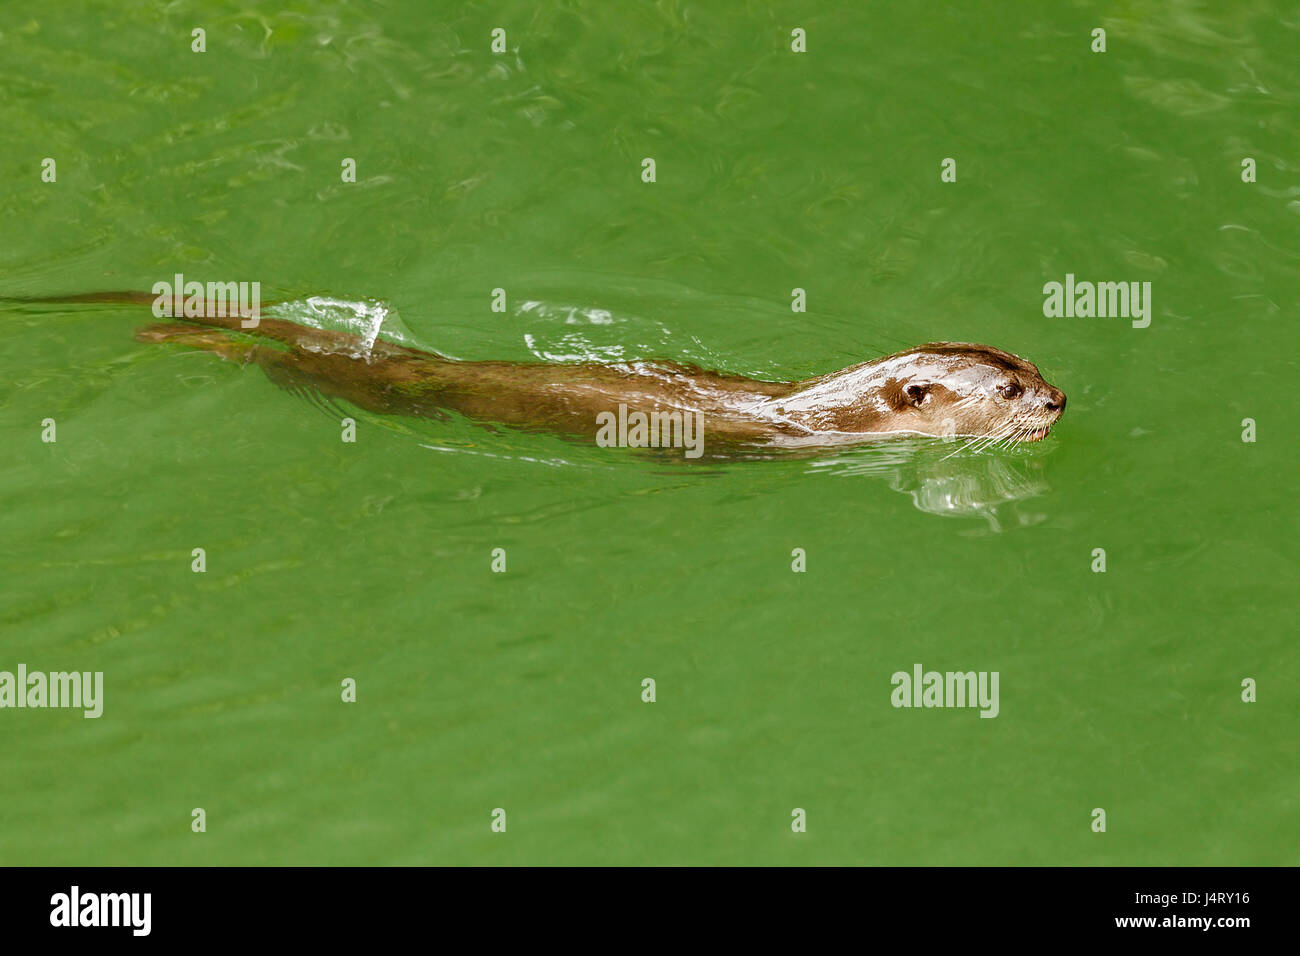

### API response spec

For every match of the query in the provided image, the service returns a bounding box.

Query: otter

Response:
[12,292,1066,454]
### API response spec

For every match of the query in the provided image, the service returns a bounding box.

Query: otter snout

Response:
[1043,386,1066,414]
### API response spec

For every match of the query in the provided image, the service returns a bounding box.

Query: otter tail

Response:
[2,291,162,307]
[2,290,442,360]
[0,290,336,350]
[2,290,271,328]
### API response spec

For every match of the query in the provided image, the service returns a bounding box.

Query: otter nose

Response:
[1044,388,1066,412]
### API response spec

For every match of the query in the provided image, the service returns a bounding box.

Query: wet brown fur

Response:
[22,292,1067,451]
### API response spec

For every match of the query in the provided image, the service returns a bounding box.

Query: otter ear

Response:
[903,383,930,408]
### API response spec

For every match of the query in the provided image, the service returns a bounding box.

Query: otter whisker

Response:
[968,422,1018,456]
[994,433,1022,453]
[966,431,1002,455]
[939,428,1002,461]
[1000,423,1031,450]
[991,417,1036,453]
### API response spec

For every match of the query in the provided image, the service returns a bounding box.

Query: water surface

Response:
[0,1,1296,865]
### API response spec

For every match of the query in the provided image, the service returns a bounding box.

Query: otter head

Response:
[878,342,1066,441]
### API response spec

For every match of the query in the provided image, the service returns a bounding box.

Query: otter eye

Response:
[998,382,1022,400]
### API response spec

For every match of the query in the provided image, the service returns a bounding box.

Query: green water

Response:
[1,1,1296,865]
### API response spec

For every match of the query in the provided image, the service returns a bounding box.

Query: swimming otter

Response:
[14,292,1067,453]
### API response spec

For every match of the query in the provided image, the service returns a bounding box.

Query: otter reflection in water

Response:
[22,292,1067,459]
[807,440,1054,529]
